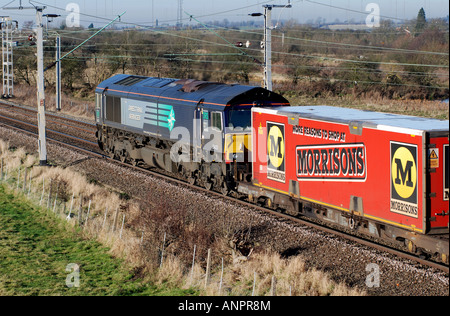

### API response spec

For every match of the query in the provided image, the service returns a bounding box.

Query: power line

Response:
[51,52,449,81]
[59,55,448,90]
[9,1,450,91]
[206,24,449,56]
[27,1,449,65]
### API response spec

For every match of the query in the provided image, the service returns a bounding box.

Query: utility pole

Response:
[1,17,18,98]
[4,2,49,165]
[254,2,292,91]
[36,6,47,165]
[55,35,61,111]
[263,5,273,91]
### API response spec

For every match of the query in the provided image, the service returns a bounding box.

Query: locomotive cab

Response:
[225,107,253,163]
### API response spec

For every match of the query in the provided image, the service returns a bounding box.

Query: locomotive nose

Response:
[225,133,252,163]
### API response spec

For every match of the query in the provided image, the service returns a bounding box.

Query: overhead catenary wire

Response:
[12,46,450,80]
[63,57,448,90]
[48,53,448,90]
[197,22,449,56]
[23,1,449,69]
[9,1,450,92]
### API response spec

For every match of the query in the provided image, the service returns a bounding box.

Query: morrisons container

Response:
[243,106,448,260]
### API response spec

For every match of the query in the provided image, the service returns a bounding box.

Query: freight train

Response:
[95,75,449,264]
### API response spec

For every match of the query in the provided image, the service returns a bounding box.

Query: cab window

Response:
[227,109,252,131]
[212,112,222,131]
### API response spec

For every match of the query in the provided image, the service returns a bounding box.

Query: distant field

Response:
[0,185,194,296]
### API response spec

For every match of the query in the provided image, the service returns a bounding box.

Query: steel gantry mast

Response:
[1,17,18,98]
[177,0,183,28]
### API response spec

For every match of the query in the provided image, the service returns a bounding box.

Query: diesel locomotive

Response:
[95,74,289,193]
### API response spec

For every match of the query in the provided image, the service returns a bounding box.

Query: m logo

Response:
[267,122,285,182]
[390,142,418,218]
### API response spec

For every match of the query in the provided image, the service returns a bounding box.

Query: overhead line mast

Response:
[177,0,183,29]
[261,2,292,91]
[4,1,125,166]
[4,1,49,165]
[0,17,18,98]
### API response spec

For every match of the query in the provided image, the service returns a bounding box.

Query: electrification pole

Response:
[56,35,61,111]
[177,0,183,28]
[1,17,18,98]
[260,2,292,91]
[36,7,48,165]
[263,5,273,91]
[5,2,125,166]
[4,2,48,165]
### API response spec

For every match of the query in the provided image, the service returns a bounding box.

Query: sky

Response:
[1,0,449,28]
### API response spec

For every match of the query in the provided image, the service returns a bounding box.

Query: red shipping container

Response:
[251,106,449,235]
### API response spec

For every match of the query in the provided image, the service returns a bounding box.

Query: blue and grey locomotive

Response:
[95,74,289,193]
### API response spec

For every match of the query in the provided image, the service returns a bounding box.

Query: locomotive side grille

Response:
[114,76,146,87]
[106,96,122,123]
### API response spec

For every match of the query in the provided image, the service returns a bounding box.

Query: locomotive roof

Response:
[96,74,289,110]
[264,105,449,133]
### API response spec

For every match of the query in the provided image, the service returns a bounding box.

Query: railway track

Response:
[0,103,448,274]
[0,102,98,151]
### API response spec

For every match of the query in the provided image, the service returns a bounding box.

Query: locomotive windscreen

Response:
[227,109,252,131]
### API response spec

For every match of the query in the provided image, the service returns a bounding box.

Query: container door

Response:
[427,134,449,233]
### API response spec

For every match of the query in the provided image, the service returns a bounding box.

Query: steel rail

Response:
[0,101,97,130]
[0,114,98,147]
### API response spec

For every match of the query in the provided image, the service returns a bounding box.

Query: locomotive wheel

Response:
[188,175,197,186]
[204,178,213,191]
[130,159,138,167]
[108,150,116,160]
[119,153,126,163]
[221,183,230,196]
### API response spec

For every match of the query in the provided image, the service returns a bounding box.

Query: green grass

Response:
[0,184,195,296]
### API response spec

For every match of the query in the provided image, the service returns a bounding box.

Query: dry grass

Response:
[0,140,366,296]
[154,251,366,296]
[212,251,365,296]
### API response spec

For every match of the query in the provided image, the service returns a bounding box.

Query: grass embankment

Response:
[0,184,194,296]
